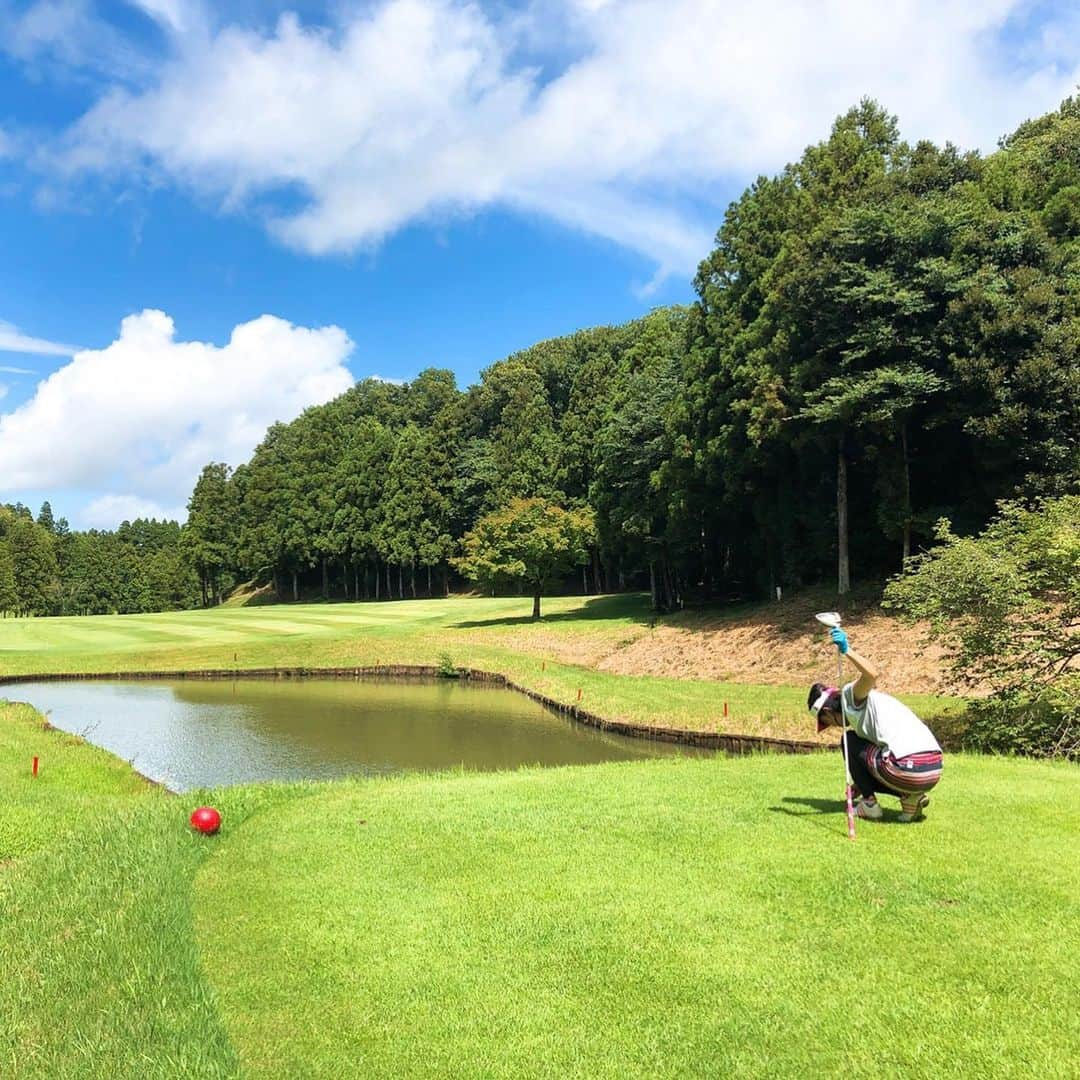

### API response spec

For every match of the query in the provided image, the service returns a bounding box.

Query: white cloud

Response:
[1,0,153,80]
[81,492,185,528]
[0,319,80,356]
[0,310,355,522]
[48,0,1080,278]
[125,0,200,35]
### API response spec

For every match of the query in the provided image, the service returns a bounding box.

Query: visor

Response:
[810,687,838,732]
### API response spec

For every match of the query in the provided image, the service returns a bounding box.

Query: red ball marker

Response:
[190,806,222,835]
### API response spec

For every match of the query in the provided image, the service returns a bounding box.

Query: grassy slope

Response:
[196,755,1079,1079]
[0,595,958,742]
[0,701,309,1078]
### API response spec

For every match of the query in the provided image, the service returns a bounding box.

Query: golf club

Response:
[815,611,856,841]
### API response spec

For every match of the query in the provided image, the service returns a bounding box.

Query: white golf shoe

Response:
[854,797,883,820]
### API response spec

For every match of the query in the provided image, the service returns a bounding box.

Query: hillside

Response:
[470,589,956,697]
[599,593,954,695]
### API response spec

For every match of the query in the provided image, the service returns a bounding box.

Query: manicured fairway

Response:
[3,698,1077,1079]
[194,756,1079,1079]
[0,595,957,742]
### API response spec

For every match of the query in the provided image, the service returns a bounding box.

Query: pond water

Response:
[8,677,706,792]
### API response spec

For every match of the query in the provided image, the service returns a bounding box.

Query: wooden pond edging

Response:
[0,666,826,757]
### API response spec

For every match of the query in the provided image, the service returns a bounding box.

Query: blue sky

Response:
[0,0,1077,527]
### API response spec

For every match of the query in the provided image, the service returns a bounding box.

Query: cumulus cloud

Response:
[0,310,355,519]
[81,492,185,528]
[52,0,1080,279]
[0,319,80,356]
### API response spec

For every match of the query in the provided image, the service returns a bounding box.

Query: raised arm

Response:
[829,627,878,705]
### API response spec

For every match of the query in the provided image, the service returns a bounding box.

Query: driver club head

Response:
[814,611,842,628]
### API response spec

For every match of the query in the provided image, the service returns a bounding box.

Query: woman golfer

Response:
[808,627,942,822]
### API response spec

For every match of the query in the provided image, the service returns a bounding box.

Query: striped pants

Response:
[844,731,943,801]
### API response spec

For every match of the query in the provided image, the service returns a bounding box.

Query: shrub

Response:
[885,495,1079,758]
[436,653,459,679]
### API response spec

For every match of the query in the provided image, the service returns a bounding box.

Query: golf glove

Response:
[830,627,849,654]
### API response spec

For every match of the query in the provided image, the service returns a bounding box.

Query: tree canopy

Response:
[454,499,595,620]
[5,95,1077,625]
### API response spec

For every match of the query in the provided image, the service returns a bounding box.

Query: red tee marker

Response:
[190,807,222,835]
[32,756,38,778]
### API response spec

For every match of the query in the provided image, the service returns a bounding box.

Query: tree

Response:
[5,512,58,615]
[455,499,595,620]
[884,495,1079,758]
[183,463,238,606]
[37,501,56,534]
[0,539,16,615]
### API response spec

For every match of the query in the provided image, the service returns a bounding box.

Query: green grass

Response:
[0,700,152,860]
[194,755,1080,1078]
[3,697,1077,1078]
[0,595,959,741]
[3,595,1058,1076]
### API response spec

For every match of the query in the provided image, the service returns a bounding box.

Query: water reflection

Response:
[8,677,707,791]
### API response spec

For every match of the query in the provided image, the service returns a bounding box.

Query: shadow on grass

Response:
[771,795,917,826]
[773,796,846,815]
[450,593,654,630]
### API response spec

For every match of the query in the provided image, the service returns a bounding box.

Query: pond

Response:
[8,677,707,791]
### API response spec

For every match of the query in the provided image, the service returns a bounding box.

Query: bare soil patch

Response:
[598,606,953,694]
[473,591,960,694]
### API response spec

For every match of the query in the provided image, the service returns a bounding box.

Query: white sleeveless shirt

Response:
[841,683,941,759]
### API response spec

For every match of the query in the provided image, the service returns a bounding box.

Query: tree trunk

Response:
[593,548,603,594]
[292,570,298,602]
[410,560,416,599]
[427,564,432,597]
[649,560,658,610]
[375,560,381,600]
[200,571,207,609]
[322,557,329,600]
[532,591,541,620]
[398,563,404,600]
[582,563,589,594]
[442,564,449,597]
[386,562,392,599]
[272,570,280,601]
[355,564,361,600]
[900,421,912,564]
[837,433,850,596]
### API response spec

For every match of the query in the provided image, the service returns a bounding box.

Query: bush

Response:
[959,685,1078,760]
[885,495,1079,757]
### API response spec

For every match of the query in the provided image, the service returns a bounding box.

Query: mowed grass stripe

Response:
[0,596,962,741]
[195,755,1080,1079]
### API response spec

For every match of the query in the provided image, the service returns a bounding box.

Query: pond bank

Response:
[1,665,826,756]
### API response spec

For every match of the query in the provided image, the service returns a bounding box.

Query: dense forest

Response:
[2,96,1077,617]
[0,502,199,616]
